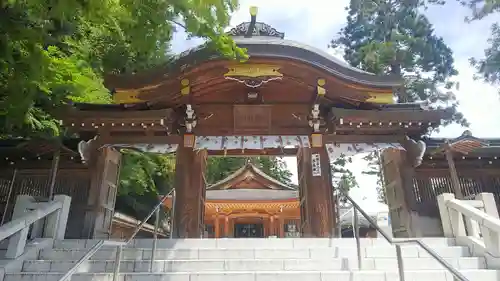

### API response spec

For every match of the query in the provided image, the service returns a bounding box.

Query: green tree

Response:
[455,0,500,88]
[458,0,500,20]
[362,151,387,203]
[205,157,248,184]
[115,150,175,223]
[330,0,467,126]
[0,0,244,137]
[470,23,500,87]
[253,157,293,186]
[331,155,358,205]
[117,154,294,221]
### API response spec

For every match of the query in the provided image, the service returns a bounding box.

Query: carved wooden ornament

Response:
[224,64,283,88]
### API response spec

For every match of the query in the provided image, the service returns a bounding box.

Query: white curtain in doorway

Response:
[100,138,404,156]
[325,143,403,161]
[193,136,311,150]
[102,143,179,153]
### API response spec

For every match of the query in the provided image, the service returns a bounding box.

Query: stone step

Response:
[39,246,471,261]
[4,270,499,281]
[21,257,486,273]
[53,238,456,250]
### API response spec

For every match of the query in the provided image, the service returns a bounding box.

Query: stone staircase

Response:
[2,238,499,281]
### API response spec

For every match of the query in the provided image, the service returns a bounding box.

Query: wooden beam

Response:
[61,108,174,119]
[0,160,86,170]
[323,134,406,143]
[99,135,182,145]
[94,134,408,145]
[208,148,298,156]
[331,107,448,122]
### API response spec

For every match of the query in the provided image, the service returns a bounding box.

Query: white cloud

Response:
[171,1,500,210]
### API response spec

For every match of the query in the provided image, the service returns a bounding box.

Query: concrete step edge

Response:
[47,246,468,251]
[23,257,485,262]
[6,269,499,275]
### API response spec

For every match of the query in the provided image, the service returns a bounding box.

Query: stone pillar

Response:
[6,194,71,259]
[437,193,455,237]
[44,195,72,240]
[173,146,207,238]
[83,147,122,239]
[6,195,35,259]
[297,147,335,237]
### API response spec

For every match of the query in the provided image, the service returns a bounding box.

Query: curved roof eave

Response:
[233,37,403,87]
[207,163,295,190]
[205,189,298,201]
[106,38,403,90]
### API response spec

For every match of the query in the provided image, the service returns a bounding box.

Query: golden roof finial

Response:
[249,6,258,17]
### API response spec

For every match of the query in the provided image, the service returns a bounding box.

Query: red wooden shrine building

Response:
[163,161,301,238]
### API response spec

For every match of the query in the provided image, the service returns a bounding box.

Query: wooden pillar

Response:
[214,216,220,238]
[381,148,416,238]
[269,216,275,236]
[224,216,229,237]
[278,216,284,238]
[173,146,207,238]
[444,144,463,199]
[230,218,235,237]
[83,147,122,239]
[297,146,335,237]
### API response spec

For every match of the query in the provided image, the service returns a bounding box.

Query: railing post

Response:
[353,208,362,269]
[395,245,406,281]
[476,193,499,219]
[170,189,176,239]
[150,207,160,272]
[5,195,34,259]
[476,193,500,256]
[437,193,455,237]
[112,246,123,281]
[449,208,466,237]
[44,195,71,240]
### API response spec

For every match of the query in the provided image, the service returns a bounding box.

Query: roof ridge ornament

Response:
[227,6,285,39]
[228,22,285,39]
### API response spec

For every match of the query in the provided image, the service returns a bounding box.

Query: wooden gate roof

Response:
[101,20,402,107]
[208,161,296,191]
[55,18,451,145]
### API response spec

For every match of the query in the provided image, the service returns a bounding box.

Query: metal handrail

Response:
[58,188,174,281]
[343,193,469,281]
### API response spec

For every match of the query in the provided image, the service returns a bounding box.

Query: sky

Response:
[170,0,500,211]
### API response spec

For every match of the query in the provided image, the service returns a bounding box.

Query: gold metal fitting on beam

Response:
[181,78,190,95]
[317,79,326,96]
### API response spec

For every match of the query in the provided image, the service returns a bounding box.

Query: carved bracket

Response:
[77,136,98,164]
[403,136,427,167]
[308,104,321,132]
[184,104,197,133]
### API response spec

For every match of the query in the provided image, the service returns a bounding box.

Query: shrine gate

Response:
[53,13,447,238]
